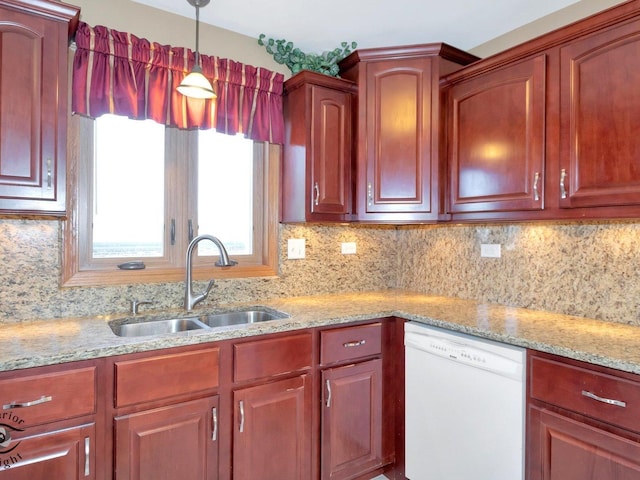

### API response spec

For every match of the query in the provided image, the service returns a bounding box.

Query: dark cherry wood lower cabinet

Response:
[233,375,311,480]
[527,350,640,480]
[528,405,640,479]
[114,397,219,480]
[321,359,383,480]
[0,423,95,479]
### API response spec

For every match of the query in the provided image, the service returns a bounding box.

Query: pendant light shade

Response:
[178,0,216,99]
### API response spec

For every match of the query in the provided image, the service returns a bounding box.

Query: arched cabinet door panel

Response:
[559,18,640,209]
[0,0,79,216]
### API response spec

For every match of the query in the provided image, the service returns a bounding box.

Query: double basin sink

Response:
[109,307,288,337]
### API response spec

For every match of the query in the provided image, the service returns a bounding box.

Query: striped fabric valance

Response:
[71,22,284,144]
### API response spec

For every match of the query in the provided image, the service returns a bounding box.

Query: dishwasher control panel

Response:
[404,322,525,380]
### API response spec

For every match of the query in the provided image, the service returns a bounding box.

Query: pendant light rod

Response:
[178,0,216,99]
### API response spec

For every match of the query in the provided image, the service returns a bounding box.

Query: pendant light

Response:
[177,0,216,99]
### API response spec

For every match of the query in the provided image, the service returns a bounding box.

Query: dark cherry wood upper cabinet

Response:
[558,16,640,209]
[440,0,640,222]
[340,44,478,223]
[0,0,79,216]
[281,71,355,223]
[446,55,546,214]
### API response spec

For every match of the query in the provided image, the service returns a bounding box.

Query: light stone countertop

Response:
[2,289,640,374]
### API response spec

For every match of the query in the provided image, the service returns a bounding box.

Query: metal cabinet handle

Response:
[533,172,540,202]
[367,183,373,206]
[46,159,52,189]
[170,219,176,245]
[314,182,320,206]
[212,407,218,441]
[3,395,52,409]
[560,169,567,199]
[343,340,366,348]
[582,390,626,408]
[84,437,90,476]
[326,379,332,408]
[239,400,245,433]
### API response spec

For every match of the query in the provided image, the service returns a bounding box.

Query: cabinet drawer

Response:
[115,347,219,408]
[320,323,382,365]
[0,366,96,427]
[234,333,312,383]
[530,355,640,433]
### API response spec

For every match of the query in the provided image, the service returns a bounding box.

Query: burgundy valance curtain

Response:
[72,22,284,144]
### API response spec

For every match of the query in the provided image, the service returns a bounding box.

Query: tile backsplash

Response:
[397,222,640,325]
[2,219,640,325]
[0,220,396,321]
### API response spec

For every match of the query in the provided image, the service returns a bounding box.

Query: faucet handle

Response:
[204,280,215,296]
[130,300,152,315]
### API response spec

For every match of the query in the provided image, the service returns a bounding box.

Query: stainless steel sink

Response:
[197,308,288,328]
[110,318,208,337]
[109,307,288,337]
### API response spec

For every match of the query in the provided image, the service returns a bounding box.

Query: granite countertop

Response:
[2,289,640,374]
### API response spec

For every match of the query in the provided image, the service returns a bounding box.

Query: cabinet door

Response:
[310,85,352,217]
[0,423,95,479]
[233,375,311,480]
[282,71,353,223]
[0,2,76,215]
[528,405,640,480]
[114,396,219,480]
[321,359,383,480]
[359,57,435,220]
[448,55,546,214]
[559,18,640,209]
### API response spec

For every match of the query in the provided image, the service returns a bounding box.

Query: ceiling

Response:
[132,0,583,53]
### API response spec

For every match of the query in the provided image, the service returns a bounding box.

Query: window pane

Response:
[92,115,165,258]
[198,131,254,256]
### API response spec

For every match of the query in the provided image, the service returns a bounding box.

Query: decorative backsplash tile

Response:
[0,220,396,322]
[397,222,640,325]
[2,219,640,325]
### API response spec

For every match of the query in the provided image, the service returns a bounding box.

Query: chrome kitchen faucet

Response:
[184,234,237,311]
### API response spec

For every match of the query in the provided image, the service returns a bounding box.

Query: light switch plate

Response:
[287,238,306,259]
[480,243,501,258]
[341,242,357,254]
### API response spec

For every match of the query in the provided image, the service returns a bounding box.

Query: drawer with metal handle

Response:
[0,366,96,427]
[320,322,382,365]
[530,354,640,433]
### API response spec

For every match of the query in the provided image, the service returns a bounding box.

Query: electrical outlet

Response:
[287,238,306,259]
[341,242,357,254]
[480,243,501,258]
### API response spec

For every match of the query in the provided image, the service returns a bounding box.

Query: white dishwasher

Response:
[404,322,525,480]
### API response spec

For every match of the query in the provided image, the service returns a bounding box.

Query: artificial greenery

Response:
[258,34,357,77]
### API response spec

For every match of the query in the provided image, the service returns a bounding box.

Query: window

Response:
[62,114,279,286]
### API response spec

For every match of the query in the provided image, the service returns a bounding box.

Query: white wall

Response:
[471,0,628,57]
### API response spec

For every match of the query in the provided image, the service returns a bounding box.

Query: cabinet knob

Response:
[560,169,567,199]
